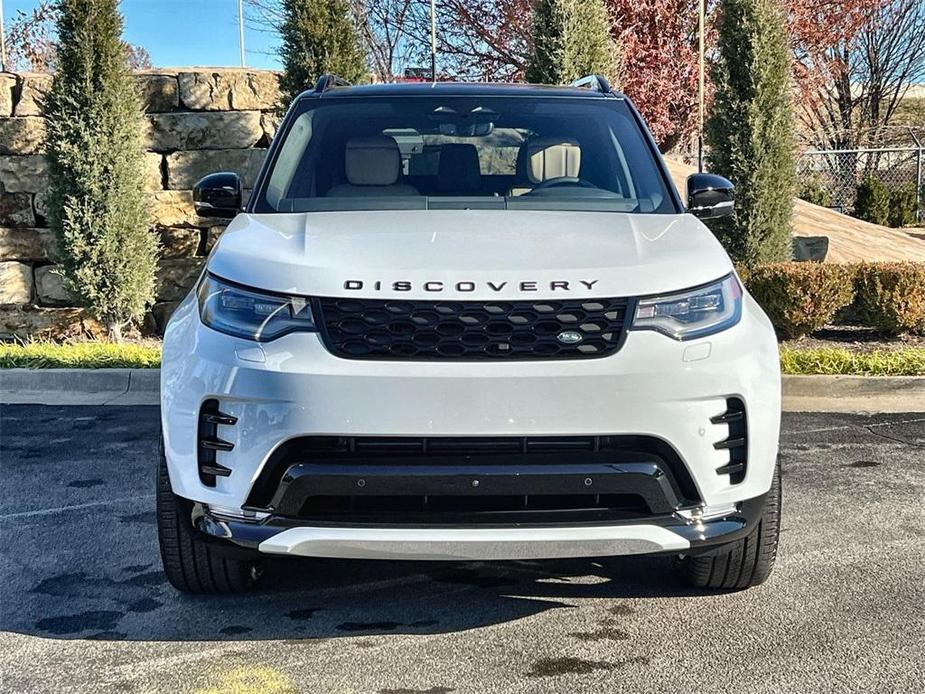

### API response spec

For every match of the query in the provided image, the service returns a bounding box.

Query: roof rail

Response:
[569,74,611,94]
[314,74,351,94]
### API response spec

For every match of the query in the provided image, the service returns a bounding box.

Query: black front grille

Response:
[316,296,632,360]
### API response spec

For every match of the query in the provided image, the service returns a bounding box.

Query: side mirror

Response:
[193,172,243,218]
[687,173,734,220]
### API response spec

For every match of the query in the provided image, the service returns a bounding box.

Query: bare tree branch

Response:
[790,0,925,149]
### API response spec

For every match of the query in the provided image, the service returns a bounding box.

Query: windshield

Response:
[252,95,678,214]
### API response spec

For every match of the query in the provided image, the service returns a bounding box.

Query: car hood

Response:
[208,210,734,299]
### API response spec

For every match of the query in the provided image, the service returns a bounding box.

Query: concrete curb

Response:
[0,368,160,405]
[781,374,925,413]
[0,368,160,393]
[1,369,923,412]
[782,374,925,397]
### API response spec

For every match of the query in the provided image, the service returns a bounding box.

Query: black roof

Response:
[297,81,625,102]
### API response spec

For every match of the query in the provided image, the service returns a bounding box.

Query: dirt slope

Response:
[664,158,925,264]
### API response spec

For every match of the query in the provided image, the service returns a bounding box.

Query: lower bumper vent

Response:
[711,397,747,484]
[197,399,236,486]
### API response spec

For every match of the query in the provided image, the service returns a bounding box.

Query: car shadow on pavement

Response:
[5,551,707,642]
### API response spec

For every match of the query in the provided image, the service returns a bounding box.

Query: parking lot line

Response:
[0,495,155,521]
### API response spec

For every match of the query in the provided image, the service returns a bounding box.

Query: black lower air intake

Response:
[711,397,747,484]
[197,399,236,486]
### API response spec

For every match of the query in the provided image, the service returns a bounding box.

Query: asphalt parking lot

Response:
[1,405,923,694]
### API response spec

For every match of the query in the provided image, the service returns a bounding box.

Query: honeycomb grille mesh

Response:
[316,296,632,360]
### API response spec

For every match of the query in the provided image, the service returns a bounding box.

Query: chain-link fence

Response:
[797,132,924,223]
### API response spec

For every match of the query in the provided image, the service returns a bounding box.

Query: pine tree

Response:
[525,0,619,86]
[279,0,366,105]
[44,0,157,341]
[705,0,796,266]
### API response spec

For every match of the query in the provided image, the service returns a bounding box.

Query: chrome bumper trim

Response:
[257,524,691,560]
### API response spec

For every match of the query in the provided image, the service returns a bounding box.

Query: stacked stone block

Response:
[0,68,280,339]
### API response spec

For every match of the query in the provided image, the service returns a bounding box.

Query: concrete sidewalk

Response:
[1,368,923,412]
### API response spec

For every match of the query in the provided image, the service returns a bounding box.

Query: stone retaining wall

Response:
[0,68,280,339]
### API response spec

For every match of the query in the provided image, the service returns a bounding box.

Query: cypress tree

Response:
[706,0,796,266]
[525,0,619,86]
[44,0,157,341]
[278,0,366,105]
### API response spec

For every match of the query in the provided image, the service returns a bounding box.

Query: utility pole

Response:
[238,0,246,67]
[697,0,705,172]
[1,0,7,73]
[430,0,436,83]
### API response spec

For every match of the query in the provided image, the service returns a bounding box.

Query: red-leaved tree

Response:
[606,0,708,152]
[413,0,533,81]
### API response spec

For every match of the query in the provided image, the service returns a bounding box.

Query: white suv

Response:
[157,75,781,594]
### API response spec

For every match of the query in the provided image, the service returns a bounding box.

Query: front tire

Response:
[675,462,781,590]
[156,442,263,594]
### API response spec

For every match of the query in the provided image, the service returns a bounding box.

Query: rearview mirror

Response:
[687,173,734,220]
[193,172,243,219]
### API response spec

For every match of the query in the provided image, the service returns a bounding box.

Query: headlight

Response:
[631,274,742,340]
[197,274,316,341]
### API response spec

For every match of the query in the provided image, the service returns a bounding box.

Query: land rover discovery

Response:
[157,75,781,594]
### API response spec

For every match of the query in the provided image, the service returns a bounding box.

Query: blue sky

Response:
[3,0,283,69]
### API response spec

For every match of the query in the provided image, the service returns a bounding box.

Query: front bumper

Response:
[194,490,769,560]
[162,288,780,560]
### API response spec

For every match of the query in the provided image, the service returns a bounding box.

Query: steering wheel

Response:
[529,176,598,191]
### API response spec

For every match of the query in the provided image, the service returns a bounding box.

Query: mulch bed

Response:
[783,326,925,352]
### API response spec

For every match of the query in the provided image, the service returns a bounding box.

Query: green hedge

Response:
[743,261,925,338]
[744,263,855,339]
[853,263,925,335]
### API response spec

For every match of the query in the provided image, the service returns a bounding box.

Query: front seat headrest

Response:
[525,138,582,184]
[344,136,402,186]
[437,143,482,193]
